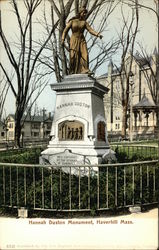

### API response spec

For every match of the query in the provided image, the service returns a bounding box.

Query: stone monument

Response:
[40,5,112,167]
[40,74,110,166]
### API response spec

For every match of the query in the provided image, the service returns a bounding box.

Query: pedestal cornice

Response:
[51,74,109,97]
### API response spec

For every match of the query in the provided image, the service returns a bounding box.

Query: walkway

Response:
[0,208,158,250]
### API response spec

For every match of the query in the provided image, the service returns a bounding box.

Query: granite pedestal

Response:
[40,74,111,166]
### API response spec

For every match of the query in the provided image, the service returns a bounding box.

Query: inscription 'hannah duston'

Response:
[58,120,84,141]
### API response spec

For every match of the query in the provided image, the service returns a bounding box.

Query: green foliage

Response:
[0,148,43,164]
[115,148,128,163]
[0,163,158,213]
[114,145,158,162]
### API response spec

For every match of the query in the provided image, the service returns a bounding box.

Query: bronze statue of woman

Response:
[61,6,103,74]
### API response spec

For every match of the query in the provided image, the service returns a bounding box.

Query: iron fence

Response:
[111,145,159,161]
[0,161,158,212]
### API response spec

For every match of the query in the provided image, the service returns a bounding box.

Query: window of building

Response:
[8,123,13,128]
[116,80,120,90]
[9,131,13,137]
[32,123,40,129]
[34,132,39,137]
[47,124,51,130]
[115,123,120,130]
[1,132,4,137]
[115,116,120,121]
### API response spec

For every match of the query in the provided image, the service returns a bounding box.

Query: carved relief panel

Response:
[58,120,84,140]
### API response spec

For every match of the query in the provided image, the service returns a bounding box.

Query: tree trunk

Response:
[121,103,128,138]
[14,109,23,148]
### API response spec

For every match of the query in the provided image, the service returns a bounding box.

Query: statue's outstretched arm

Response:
[86,22,103,39]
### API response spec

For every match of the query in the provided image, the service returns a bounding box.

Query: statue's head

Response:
[79,5,87,19]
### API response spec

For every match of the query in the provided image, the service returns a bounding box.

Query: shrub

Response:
[0,148,43,164]
[114,146,157,162]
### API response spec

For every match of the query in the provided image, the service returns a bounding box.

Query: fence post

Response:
[60,167,62,210]
[69,167,72,210]
[132,165,135,205]
[33,167,35,209]
[106,166,109,209]
[41,168,44,209]
[3,166,5,205]
[78,167,81,210]
[16,166,19,207]
[153,167,156,201]
[140,165,143,202]
[97,167,100,209]
[88,167,90,210]
[115,167,118,207]
[24,167,27,207]
[10,166,12,206]
[51,167,53,209]
[124,167,126,206]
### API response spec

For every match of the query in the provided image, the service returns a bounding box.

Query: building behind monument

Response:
[98,51,157,141]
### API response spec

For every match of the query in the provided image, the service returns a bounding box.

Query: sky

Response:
[0,0,158,117]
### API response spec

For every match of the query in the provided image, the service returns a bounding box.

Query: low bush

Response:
[0,148,43,164]
[114,146,157,162]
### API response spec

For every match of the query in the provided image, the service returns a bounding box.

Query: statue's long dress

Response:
[62,19,99,74]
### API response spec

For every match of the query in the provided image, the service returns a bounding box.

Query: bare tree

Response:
[39,0,120,82]
[113,0,139,138]
[134,46,157,105]
[0,76,10,121]
[0,0,59,147]
[121,0,159,129]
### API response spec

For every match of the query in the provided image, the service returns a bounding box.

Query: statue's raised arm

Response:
[61,6,103,75]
